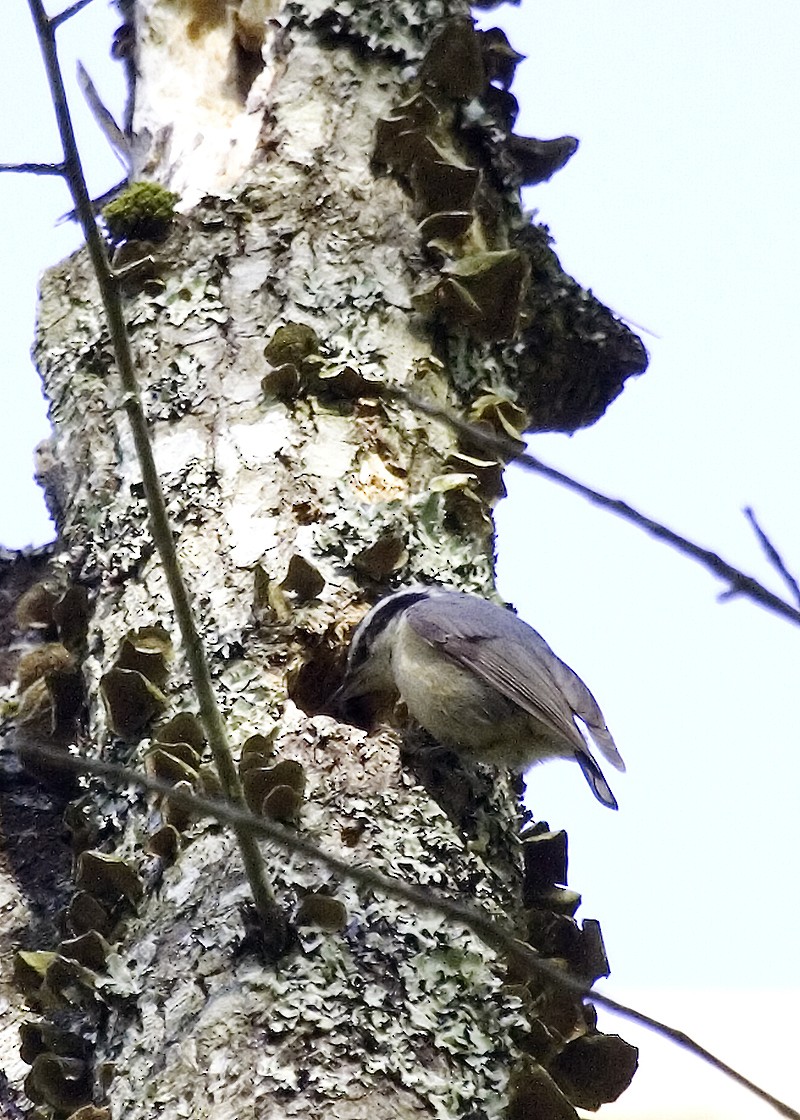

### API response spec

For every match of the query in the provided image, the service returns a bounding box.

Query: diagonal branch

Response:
[387,386,800,628]
[16,741,800,1120]
[76,60,130,168]
[25,0,284,952]
[743,506,800,609]
[58,178,127,224]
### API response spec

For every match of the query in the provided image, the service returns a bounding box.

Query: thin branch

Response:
[0,161,65,176]
[585,985,800,1120]
[385,386,800,629]
[76,61,130,169]
[743,507,800,609]
[58,178,126,225]
[26,0,283,951]
[50,0,96,29]
[15,741,800,1120]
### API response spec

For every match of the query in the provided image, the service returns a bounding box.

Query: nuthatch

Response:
[336,587,625,809]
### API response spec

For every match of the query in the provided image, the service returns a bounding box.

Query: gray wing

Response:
[407,592,625,772]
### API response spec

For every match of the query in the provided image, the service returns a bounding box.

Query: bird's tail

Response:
[574,750,619,810]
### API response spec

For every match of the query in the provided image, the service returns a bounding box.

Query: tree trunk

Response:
[1,2,645,1117]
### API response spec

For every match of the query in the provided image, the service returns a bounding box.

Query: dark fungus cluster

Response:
[374,16,648,431]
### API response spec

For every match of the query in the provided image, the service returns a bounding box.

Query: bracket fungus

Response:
[63,1107,111,1120]
[16,642,74,694]
[549,1032,639,1111]
[295,893,348,932]
[353,533,408,579]
[115,626,173,689]
[508,1059,582,1120]
[146,823,182,863]
[370,16,648,428]
[162,779,196,832]
[505,134,579,187]
[75,851,144,909]
[19,1021,91,1065]
[24,1053,93,1113]
[418,208,474,246]
[58,930,111,973]
[242,758,306,822]
[239,731,278,771]
[373,93,439,175]
[409,139,479,217]
[415,249,530,341]
[419,16,486,99]
[144,744,201,785]
[52,585,91,649]
[14,582,59,631]
[262,322,320,401]
[15,642,84,783]
[14,951,99,1011]
[63,892,114,940]
[156,711,205,752]
[100,668,167,738]
[278,555,326,602]
[478,27,526,89]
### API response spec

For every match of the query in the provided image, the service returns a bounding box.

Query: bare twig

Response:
[386,386,800,629]
[743,507,800,609]
[586,986,800,1120]
[0,161,65,175]
[14,741,800,1120]
[58,178,127,225]
[26,0,283,951]
[76,61,130,168]
[51,0,96,29]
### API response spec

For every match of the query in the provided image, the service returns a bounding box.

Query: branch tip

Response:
[743,506,800,608]
[0,160,65,176]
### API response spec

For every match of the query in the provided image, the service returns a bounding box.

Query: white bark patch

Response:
[226,498,281,568]
[224,411,294,467]
[0,875,32,1086]
[134,0,282,201]
[151,419,210,476]
[301,415,358,478]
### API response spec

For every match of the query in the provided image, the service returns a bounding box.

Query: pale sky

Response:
[2,2,799,1118]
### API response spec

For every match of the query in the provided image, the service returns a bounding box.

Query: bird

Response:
[336,586,625,809]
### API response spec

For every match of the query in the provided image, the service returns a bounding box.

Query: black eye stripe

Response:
[350,590,431,667]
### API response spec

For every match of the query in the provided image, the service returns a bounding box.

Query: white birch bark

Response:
[0,2,643,1117]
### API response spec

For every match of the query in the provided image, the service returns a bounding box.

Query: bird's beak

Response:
[330,672,364,717]
[330,681,350,715]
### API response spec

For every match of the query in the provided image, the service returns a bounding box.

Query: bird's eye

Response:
[349,639,371,670]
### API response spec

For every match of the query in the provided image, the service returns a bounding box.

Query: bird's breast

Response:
[391,618,572,767]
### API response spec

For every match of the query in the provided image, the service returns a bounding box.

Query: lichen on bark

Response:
[0,2,644,1117]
